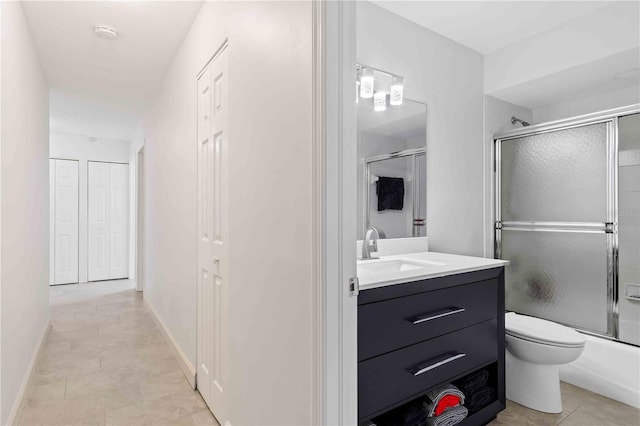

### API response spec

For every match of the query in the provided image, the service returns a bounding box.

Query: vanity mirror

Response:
[357,66,427,240]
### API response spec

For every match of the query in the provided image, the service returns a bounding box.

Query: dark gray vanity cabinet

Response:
[358,267,505,425]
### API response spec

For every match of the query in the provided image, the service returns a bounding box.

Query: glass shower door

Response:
[496,122,615,336]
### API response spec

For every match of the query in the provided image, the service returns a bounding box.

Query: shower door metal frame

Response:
[363,147,426,238]
[494,104,640,339]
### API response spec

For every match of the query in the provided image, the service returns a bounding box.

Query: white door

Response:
[50,159,80,285]
[49,159,55,285]
[88,162,111,281]
[88,161,129,281]
[109,163,129,279]
[197,45,229,423]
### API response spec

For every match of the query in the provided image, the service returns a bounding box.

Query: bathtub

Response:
[559,334,640,409]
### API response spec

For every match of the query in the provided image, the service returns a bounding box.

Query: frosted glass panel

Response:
[618,113,640,345]
[502,230,608,334]
[501,123,607,222]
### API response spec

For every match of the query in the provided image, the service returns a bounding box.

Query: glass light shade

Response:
[373,91,387,112]
[360,68,374,99]
[390,76,404,106]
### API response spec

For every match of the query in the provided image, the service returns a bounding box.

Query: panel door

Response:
[49,159,55,285]
[109,163,129,279]
[88,161,111,281]
[197,45,229,423]
[53,159,80,284]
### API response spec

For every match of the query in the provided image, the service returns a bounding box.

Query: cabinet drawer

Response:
[359,319,498,421]
[359,279,497,361]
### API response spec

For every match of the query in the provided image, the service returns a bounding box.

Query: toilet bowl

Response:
[505,312,585,413]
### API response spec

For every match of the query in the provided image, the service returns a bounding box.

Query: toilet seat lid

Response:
[505,313,586,347]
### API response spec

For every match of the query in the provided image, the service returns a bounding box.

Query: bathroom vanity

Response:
[357,252,508,425]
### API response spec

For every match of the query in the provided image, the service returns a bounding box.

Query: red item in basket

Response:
[434,394,462,416]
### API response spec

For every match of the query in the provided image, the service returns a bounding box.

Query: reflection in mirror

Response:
[357,89,427,240]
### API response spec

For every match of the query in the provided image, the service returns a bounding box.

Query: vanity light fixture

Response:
[374,91,387,112]
[360,68,374,99]
[390,75,404,106]
[357,64,406,111]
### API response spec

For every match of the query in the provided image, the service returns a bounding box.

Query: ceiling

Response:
[490,48,640,109]
[371,1,613,54]
[22,1,203,141]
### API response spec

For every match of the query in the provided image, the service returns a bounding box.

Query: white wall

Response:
[0,3,50,424]
[129,126,144,290]
[533,85,640,123]
[357,1,486,256]
[483,96,533,257]
[131,2,315,424]
[50,132,130,284]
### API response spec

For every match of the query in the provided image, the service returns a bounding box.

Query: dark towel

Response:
[376,177,404,211]
[465,387,495,414]
[459,369,489,394]
[402,400,428,426]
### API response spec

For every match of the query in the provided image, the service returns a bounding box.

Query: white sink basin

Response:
[356,252,509,290]
[358,259,434,274]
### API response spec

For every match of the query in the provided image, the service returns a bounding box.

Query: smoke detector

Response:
[94,25,118,40]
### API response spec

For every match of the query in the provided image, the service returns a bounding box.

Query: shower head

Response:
[511,116,530,127]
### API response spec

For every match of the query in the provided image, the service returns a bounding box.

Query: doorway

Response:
[136,147,145,292]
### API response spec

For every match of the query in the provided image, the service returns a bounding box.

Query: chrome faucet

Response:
[362,226,381,260]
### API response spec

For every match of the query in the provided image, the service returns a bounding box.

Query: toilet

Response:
[505,312,586,413]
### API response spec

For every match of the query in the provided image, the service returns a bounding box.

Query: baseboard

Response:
[6,319,51,425]
[143,298,196,389]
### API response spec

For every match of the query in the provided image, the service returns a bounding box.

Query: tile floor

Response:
[490,381,640,426]
[17,280,220,426]
[16,280,640,426]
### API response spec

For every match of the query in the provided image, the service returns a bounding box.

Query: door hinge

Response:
[349,277,359,297]
[495,221,502,230]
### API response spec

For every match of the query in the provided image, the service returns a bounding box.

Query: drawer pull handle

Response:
[411,307,465,325]
[411,352,466,376]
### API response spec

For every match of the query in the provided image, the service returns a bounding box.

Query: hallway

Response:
[17,281,219,426]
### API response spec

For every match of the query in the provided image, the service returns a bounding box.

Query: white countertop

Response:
[358,251,509,291]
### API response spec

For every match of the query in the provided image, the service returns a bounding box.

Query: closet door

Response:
[49,159,55,285]
[88,161,130,281]
[109,163,129,279]
[197,44,230,422]
[51,159,79,285]
[88,162,111,281]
